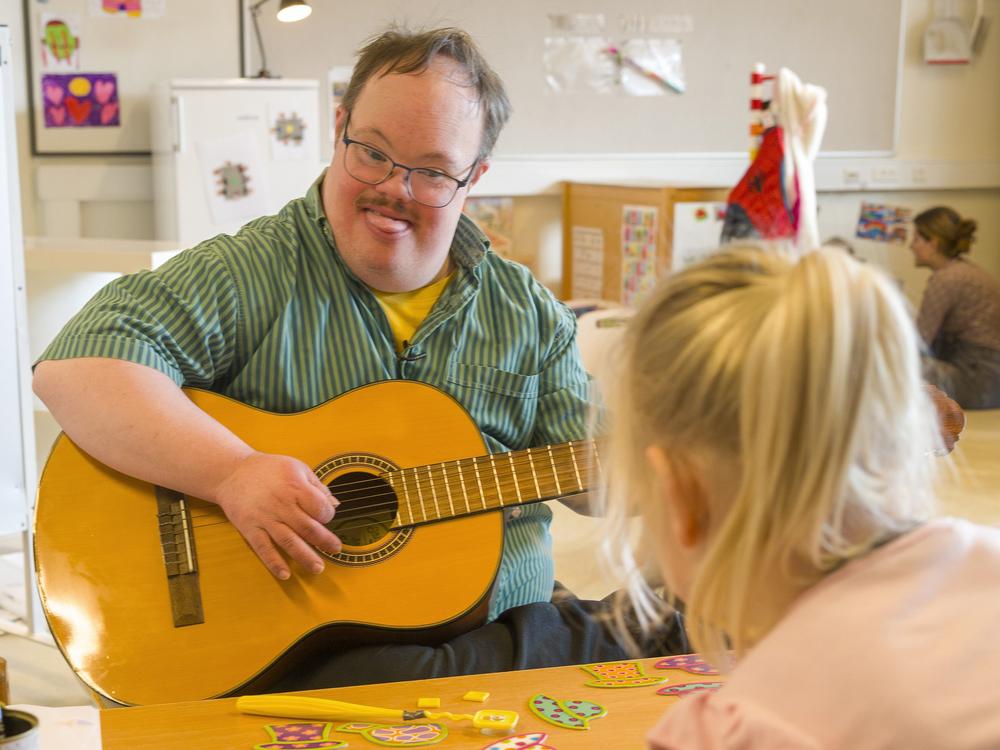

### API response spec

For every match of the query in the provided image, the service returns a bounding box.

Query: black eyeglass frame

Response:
[340,113,480,208]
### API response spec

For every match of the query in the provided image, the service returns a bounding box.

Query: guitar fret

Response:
[456,460,471,513]
[568,442,584,491]
[413,466,426,522]
[507,452,523,504]
[441,462,456,518]
[390,469,413,526]
[472,457,487,510]
[489,454,504,507]
[546,444,561,495]
[426,464,441,520]
[526,447,541,499]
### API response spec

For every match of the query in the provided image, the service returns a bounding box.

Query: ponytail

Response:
[914,206,978,257]
[603,246,938,665]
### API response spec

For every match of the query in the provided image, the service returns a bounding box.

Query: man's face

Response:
[322,56,489,292]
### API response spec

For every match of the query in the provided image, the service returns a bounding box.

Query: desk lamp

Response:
[249,0,312,78]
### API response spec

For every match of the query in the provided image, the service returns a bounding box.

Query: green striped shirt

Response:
[39,172,592,621]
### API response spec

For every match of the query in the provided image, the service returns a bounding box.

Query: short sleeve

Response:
[648,692,822,750]
[36,241,242,388]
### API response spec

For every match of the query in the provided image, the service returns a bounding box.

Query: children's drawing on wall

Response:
[544,12,688,96]
[855,202,912,244]
[463,197,514,259]
[570,226,605,300]
[621,205,658,307]
[604,39,685,95]
[268,103,310,160]
[39,14,81,71]
[90,0,166,20]
[196,131,270,226]
[214,162,251,200]
[42,73,120,127]
[543,13,609,93]
[672,202,728,272]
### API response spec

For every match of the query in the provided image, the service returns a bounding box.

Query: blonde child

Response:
[602,245,1000,748]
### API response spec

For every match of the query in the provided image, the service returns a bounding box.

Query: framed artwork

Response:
[23,0,242,155]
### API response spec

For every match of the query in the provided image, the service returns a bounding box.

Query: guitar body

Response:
[33,381,504,705]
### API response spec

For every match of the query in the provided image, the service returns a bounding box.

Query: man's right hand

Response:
[213,451,343,580]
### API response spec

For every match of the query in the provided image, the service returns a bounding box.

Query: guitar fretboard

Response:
[385,439,599,527]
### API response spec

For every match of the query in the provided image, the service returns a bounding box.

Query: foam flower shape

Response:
[337,721,448,746]
[255,721,346,749]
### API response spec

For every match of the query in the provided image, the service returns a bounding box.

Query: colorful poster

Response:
[621,205,658,307]
[39,13,82,71]
[268,104,310,160]
[42,73,120,128]
[855,202,912,244]
[90,0,166,19]
[463,197,514,258]
[196,131,271,226]
[570,225,604,300]
[672,202,728,271]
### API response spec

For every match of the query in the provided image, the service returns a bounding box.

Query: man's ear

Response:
[645,444,709,548]
[333,106,347,138]
[468,158,490,188]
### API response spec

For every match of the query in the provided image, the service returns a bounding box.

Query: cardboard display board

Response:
[562,181,728,305]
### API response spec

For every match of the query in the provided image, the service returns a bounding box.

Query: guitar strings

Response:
[187,450,601,531]
[304,439,598,494]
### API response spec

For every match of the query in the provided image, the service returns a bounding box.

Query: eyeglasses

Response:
[340,114,479,208]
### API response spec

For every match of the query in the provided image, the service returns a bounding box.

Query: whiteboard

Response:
[1,26,33,534]
[251,0,903,156]
[25,0,241,154]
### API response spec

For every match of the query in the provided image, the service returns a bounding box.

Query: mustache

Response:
[355,192,414,221]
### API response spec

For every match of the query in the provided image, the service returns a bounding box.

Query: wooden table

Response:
[101,657,724,749]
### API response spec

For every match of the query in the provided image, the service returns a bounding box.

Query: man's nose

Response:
[376,166,412,202]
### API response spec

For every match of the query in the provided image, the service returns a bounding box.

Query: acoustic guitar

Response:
[33,380,597,706]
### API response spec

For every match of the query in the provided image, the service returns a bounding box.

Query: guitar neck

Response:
[386,439,600,527]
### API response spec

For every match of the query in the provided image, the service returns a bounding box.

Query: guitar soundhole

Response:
[324,471,397,547]
[314,453,411,566]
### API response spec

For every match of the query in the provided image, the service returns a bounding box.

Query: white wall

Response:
[3,0,999,298]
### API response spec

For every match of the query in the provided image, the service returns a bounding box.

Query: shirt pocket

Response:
[447,362,540,399]
[445,362,540,450]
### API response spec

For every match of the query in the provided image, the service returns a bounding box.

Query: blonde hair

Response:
[602,246,939,664]
[914,206,977,258]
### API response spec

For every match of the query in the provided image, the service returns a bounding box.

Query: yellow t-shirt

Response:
[371,272,454,352]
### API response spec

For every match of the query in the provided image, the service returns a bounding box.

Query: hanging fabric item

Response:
[721,67,827,252]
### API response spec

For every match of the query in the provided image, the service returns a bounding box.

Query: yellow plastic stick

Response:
[236,695,519,731]
[237,695,405,722]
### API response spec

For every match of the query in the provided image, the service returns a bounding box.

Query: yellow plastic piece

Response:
[463,690,490,702]
[417,697,441,709]
[236,694,519,732]
[237,695,403,722]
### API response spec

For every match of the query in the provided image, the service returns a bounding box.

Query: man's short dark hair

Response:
[340,26,512,160]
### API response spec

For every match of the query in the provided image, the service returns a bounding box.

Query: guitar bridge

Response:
[156,486,205,627]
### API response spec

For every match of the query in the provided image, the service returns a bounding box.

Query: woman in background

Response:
[911,206,1000,408]
[602,246,1000,748]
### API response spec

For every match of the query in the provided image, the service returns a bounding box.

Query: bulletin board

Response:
[250,0,905,157]
[23,0,242,155]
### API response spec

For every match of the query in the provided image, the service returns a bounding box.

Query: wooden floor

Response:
[3,410,998,709]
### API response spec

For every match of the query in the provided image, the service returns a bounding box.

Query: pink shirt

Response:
[649,518,1000,749]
